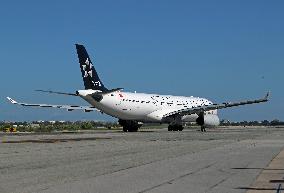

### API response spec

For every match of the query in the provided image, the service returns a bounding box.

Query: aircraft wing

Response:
[163,92,270,118]
[6,97,101,113]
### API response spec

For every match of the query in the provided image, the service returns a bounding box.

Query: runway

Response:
[0,127,284,193]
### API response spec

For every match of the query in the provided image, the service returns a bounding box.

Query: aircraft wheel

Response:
[172,127,179,131]
[128,127,138,132]
[178,125,184,131]
[168,125,183,131]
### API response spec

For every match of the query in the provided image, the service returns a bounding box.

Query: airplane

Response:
[7,44,270,132]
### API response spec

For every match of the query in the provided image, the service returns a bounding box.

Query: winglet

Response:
[7,97,18,104]
[264,91,270,101]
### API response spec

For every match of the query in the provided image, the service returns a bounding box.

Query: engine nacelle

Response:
[196,114,220,127]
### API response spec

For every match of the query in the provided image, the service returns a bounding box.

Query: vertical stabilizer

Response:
[75,44,108,91]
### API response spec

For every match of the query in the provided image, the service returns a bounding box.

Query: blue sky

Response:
[0,0,283,121]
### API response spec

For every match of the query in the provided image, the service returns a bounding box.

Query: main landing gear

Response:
[119,120,141,132]
[168,125,184,131]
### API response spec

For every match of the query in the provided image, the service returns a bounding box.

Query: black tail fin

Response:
[75,44,108,91]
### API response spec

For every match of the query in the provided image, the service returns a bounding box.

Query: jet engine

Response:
[196,114,220,127]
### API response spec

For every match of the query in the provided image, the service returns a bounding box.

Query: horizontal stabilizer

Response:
[35,90,78,96]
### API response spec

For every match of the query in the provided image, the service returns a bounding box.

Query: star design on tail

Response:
[82,58,102,87]
[82,58,93,78]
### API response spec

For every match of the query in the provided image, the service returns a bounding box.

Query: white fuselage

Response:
[78,90,218,123]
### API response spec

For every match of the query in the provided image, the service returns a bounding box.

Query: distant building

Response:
[30,124,40,128]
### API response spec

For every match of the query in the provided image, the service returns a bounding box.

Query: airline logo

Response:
[82,58,93,78]
[81,58,102,88]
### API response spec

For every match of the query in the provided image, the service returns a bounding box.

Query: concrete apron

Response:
[247,149,284,193]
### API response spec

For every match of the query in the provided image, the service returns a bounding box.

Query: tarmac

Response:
[0,126,284,193]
